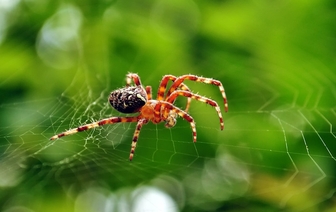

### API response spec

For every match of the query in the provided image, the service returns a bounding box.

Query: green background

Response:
[1,0,336,211]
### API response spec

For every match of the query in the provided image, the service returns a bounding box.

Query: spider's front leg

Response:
[167,75,228,112]
[157,75,192,112]
[166,90,224,130]
[154,101,197,142]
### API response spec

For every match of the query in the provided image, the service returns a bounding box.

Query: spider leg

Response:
[154,101,197,142]
[126,73,142,86]
[167,75,228,112]
[166,90,224,130]
[152,101,162,123]
[184,95,192,113]
[157,75,192,111]
[145,85,152,100]
[129,118,148,161]
[50,117,139,140]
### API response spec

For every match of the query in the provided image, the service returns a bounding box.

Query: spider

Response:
[50,73,228,161]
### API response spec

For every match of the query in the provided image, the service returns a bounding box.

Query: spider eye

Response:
[109,86,147,113]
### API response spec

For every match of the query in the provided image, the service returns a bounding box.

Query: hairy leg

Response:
[129,118,148,161]
[50,117,139,140]
[166,90,224,130]
[145,85,152,100]
[157,75,192,111]
[126,73,142,86]
[153,101,197,142]
[167,75,228,112]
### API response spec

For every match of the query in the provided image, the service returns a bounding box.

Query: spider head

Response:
[109,86,147,113]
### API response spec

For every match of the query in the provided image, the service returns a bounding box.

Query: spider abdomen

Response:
[109,86,147,113]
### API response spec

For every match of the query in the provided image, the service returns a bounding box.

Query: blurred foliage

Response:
[1,0,336,211]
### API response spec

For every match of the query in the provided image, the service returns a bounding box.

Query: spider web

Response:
[1,1,336,212]
[2,65,336,212]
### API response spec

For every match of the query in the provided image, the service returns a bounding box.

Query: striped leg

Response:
[126,74,153,103]
[166,90,224,130]
[157,75,192,112]
[154,101,197,142]
[50,117,139,140]
[167,75,228,112]
[129,118,148,161]
[126,73,142,86]
[145,86,152,100]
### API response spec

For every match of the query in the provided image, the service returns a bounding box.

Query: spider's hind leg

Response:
[126,73,142,86]
[129,118,148,161]
[145,86,152,100]
[50,117,139,140]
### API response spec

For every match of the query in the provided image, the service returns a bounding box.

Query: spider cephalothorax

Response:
[50,73,228,161]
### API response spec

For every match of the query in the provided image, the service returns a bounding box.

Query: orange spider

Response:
[50,73,228,161]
